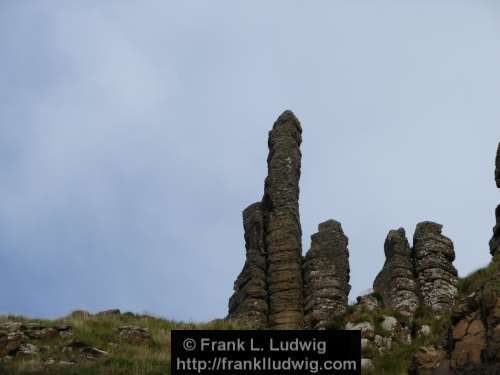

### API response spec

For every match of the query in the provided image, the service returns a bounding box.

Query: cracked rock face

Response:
[263,111,304,329]
[449,290,500,373]
[303,220,350,329]
[373,228,419,317]
[413,221,458,314]
[228,202,268,327]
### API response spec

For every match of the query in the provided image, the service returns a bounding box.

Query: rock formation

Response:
[228,111,305,329]
[448,290,500,373]
[227,202,268,327]
[262,111,304,329]
[413,221,458,314]
[489,142,500,257]
[373,228,419,317]
[303,220,351,329]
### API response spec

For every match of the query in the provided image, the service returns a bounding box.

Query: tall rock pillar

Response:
[228,202,268,327]
[373,228,419,317]
[263,110,304,329]
[303,220,350,329]
[413,221,458,314]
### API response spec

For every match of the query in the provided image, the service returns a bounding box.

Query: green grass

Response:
[458,254,500,296]
[0,312,252,375]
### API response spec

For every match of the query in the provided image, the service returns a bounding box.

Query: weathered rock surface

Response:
[303,220,350,329]
[356,293,381,312]
[413,221,458,314]
[374,228,419,317]
[409,346,450,375]
[449,290,500,373]
[117,326,151,344]
[263,110,304,329]
[228,202,268,327]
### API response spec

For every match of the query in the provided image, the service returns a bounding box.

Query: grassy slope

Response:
[2,256,499,375]
[0,313,250,375]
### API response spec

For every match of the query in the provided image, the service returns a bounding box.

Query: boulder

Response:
[117,326,151,344]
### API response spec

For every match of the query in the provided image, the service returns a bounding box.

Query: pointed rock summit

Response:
[263,110,304,329]
[228,111,353,329]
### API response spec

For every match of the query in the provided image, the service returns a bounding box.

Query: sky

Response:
[0,1,499,322]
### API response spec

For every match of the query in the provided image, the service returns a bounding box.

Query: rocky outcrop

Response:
[303,220,350,329]
[228,110,304,329]
[228,202,268,327]
[413,222,458,314]
[374,228,419,317]
[447,290,500,374]
[262,111,304,329]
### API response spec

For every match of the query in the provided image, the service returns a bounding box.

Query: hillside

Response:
[0,257,498,374]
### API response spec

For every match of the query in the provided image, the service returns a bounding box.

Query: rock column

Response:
[228,203,268,327]
[413,221,458,314]
[373,228,419,317]
[263,110,304,329]
[303,220,350,329]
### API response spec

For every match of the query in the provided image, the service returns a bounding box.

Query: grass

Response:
[458,254,500,296]
[0,312,252,375]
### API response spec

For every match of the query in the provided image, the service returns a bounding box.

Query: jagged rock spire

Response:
[227,202,268,327]
[303,220,350,329]
[263,110,304,329]
[413,221,458,314]
[373,228,419,317]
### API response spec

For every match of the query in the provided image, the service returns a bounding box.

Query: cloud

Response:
[0,1,499,321]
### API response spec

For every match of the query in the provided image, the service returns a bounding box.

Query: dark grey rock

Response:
[413,221,458,314]
[227,202,268,327]
[262,110,304,329]
[374,228,419,317]
[303,220,350,329]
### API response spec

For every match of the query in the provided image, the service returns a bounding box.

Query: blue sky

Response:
[1,1,499,321]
